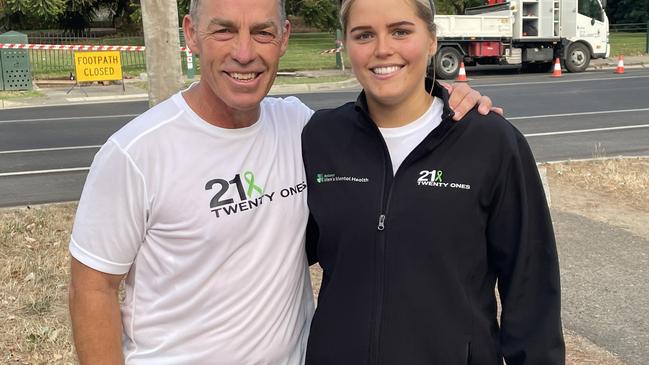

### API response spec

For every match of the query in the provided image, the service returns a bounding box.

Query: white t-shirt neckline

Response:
[378,97,444,174]
[174,92,265,139]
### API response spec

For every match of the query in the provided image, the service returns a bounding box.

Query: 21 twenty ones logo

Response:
[417,169,471,190]
[205,171,306,218]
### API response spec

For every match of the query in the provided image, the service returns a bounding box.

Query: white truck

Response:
[432,0,610,79]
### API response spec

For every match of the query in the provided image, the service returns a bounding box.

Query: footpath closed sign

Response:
[74,51,123,82]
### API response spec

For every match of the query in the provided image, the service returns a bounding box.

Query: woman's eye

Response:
[354,32,373,41]
[393,29,410,38]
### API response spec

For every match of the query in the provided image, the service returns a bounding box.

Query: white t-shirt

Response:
[378,97,443,174]
[70,92,315,364]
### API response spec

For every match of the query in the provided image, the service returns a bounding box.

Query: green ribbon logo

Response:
[244,171,263,198]
[435,170,443,183]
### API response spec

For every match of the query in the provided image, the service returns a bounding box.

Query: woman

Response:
[301,0,565,364]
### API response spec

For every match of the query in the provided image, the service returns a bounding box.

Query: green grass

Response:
[279,32,351,71]
[0,90,44,100]
[610,32,647,56]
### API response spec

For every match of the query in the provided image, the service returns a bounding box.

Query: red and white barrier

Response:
[0,43,189,52]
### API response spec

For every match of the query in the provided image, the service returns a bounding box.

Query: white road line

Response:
[0,145,101,155]
[0,113,138,124]
[477,74,649,87]
[0,167,90,177]
[525,124,649,137]
[509,107,649,120]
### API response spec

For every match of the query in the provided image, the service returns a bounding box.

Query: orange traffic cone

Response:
[551,58,562,77]
[456,62,468,82]
[615,55,625,74]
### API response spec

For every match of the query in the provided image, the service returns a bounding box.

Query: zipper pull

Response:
[377,214,386,231]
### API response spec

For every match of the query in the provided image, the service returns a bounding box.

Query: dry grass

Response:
[3,157,646,363]
[545,157,649,212]
[0,203,77,364]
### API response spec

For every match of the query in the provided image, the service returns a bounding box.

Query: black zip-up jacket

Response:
[301,81,565,365]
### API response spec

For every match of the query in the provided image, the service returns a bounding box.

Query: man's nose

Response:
[231,32,255,64]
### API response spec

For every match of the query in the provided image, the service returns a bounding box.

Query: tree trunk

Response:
[140,0,184,107]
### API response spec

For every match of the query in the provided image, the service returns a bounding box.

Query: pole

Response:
[646,21,649,54]
[186,49,195,80]
[141,0,184,107]
[335,29,343,70]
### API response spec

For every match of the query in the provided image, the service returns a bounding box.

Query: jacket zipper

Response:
[365,101,455,364]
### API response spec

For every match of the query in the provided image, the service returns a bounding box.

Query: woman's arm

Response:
[486,131,565,365]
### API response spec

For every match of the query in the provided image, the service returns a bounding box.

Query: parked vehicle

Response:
[431,0,610,79]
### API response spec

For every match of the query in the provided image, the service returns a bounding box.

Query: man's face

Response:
[184,0,290,114]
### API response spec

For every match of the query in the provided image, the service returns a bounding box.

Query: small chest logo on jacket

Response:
[417,169,471,190]
[316,173,369,184]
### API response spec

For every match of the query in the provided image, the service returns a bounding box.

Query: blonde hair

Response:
[339,0,437,38]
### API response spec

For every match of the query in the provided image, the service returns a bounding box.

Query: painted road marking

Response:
[525,124,649,137]
[509,108,649,120]
[0,114,138,124]
[0,145,101,155]
[0,167,90,177]
[477,74,649,88]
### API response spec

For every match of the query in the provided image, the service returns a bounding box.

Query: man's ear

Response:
[183,15,200,55]
[279,20,292,56]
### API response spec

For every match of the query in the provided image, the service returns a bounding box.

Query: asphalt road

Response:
[1,68,648,207]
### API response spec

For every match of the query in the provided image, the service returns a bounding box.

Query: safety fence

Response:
[610,23,648,33]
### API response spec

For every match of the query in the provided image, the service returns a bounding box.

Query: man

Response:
[68,0,498,363]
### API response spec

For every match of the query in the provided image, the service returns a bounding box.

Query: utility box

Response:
[0,31,33,91]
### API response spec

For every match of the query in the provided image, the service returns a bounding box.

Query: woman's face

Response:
[345,0,436,107]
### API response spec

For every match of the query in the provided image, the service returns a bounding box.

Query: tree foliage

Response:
[606,0,648,24]
[435,0,485,15]
[0,0,140,30]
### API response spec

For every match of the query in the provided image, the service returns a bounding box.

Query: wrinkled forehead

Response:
[195,0,283,26]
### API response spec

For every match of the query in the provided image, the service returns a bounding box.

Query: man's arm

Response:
[69,257,125,365]
[443,82,504,120]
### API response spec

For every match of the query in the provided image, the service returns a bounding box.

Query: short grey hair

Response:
[339,0,436,38]
[189,0,287,26]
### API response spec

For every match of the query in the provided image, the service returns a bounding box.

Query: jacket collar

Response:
[353,78,456,122]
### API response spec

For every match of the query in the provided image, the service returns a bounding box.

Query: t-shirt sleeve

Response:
[284,96,314,128]
[69,139,148,275]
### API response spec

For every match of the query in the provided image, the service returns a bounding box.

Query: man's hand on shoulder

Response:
[442,82,504,121]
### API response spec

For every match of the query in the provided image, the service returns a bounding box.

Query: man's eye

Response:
[254,31,275,43]
[214,28,231,34]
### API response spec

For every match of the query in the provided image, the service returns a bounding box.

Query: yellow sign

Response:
[74,51,123,82]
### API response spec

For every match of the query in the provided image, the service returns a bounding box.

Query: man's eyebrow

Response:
[207,18,235,28]
[251,20,278,31]
[206,18,277,32]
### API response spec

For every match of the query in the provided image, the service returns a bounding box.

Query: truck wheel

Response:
[435,47,462,80]
[565,43,591,73]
